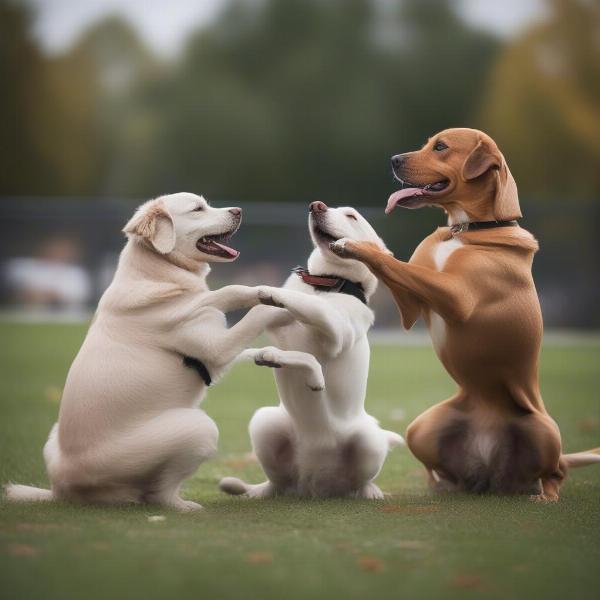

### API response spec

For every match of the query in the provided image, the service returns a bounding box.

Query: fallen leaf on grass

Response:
[223,453,258,470]
[451,574,483,590]
[44,386,63,403]
[395,540,428,550]
[7,544,38,558]
[357,556,385,572]
[577,417,599,433]
[381,505,440,514]
[246,552,273,565]
[147,515,166,523]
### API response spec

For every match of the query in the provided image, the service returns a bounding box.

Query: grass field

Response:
[1,322,599,600]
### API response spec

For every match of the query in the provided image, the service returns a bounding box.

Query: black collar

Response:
[450,220,519,235]
[182,355,212,386]
[292,266,367,305]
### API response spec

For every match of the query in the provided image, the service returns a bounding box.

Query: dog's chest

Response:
[432,237,463,271]
[429,237,463,352]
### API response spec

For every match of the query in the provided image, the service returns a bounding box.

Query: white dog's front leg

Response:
[183,306,291,373]
[257,287,350,355]
[240,346,325,392]
[196,285,262,313]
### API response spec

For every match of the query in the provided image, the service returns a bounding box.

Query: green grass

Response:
[1,322,599,600]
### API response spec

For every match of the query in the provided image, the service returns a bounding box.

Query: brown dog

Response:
[331,128,599,501]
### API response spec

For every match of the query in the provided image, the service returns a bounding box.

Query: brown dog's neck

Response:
[445,201,497,227]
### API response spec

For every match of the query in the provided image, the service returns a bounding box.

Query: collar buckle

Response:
[450,222,468,236]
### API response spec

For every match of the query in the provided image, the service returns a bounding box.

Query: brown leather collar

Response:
[293,267,367,305]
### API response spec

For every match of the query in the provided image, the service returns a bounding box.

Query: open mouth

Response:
[311,221,341,248]
[196,226,240,259]
[386,178,450,214]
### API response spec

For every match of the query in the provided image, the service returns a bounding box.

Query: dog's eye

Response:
[346,214,357,221]
[434,141,448,152]
[193,205,205,212]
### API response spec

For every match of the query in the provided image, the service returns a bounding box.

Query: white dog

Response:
[220,201,404,499]
[5,192,313,511]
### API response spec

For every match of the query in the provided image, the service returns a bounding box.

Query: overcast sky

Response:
[28,0,548,58]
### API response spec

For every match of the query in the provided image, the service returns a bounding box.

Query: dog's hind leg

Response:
[247,406,298,494]
[357,482,384,500]
[141,410,218,510]
[84,409,218,510]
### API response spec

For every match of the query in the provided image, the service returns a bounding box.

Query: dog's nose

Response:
[391,154,407,170]
[309,201,328,213]
[229,207,242,216]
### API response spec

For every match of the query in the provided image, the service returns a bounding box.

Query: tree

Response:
[134,0,500,206]
[0,0,55,193]
[481,0,600,199]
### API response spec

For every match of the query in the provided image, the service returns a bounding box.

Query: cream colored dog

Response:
[220,201,404,499]
[5,192,316,511]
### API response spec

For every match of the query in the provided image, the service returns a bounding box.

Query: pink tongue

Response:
[213,241,239,258]
[385,188,424,214]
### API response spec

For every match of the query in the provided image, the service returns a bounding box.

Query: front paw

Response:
[307,380,325,393]
[254,348,282,369]
[306,370,325,392]
[257,287,285,308]
[329,238,357,258]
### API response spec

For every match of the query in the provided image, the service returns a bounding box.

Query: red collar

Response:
[292,267,367,304]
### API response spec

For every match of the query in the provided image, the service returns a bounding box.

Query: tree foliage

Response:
[481,0,600,199]
[1,0,598,203]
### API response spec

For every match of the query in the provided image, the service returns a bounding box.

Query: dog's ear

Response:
[123,200,176,254]
[493,159,521,221]
[461,138,501,181]
[462,139,522,221]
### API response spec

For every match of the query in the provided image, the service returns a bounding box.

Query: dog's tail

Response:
[385,430,405,449]
[562,447,600,468]
[4,483,54,502]
[218,477,253,496]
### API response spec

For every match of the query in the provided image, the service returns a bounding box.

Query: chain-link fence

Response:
[1,197,598,329]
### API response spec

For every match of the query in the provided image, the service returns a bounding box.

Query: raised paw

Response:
[329,237,357,258]
[306,372,325,392]
[301,355,325,391]
[257,287,285,308]
[254,348,282,369]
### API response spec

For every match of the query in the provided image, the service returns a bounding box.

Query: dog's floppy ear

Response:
[123,200,176,254]
[461,138,521,221]
[461,138,501,181]
[493,158,521,221]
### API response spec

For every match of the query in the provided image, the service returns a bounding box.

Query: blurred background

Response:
[1,0,598,329]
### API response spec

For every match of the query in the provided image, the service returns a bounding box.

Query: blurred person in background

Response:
[3,237,91,310]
